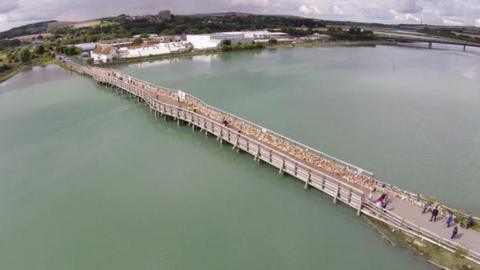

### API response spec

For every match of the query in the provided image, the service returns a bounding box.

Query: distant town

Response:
[1,10,479,80]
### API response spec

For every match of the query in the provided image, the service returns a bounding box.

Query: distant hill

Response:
[0,21,58,39]
[1,11,478,43]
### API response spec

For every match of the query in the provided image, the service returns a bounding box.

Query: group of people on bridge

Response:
[423,202,476,239]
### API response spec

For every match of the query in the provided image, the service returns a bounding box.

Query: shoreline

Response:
[0,39,425,84]
[366,216,479,270]
[0,58,56,84]
[2,40,391,84]
[96,40,395,68]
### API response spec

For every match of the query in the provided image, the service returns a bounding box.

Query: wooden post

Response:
[348,189,352,204]
[232,136,239,150]
[254,147,260,162]
[218,128,223,144]
[304,171,311,189]
[333,185,340,203]
[279,159,285,175]
[321,177,325,190]
[269,150,272,163]
[356,197,363,216]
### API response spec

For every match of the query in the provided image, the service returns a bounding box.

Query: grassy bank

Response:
[366,216,480,270]
[0,65,28,83]
[0,57,56,84]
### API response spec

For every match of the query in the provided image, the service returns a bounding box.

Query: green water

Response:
[0,45,478,269]
[122,46,480,215]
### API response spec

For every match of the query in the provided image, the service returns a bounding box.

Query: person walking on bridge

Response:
[446,213,454,228]
[466,215,475,229]
[451,225,458,239]
[430,207,439,222]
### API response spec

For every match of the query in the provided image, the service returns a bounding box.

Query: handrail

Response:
[362,201,480,261]
[102,66,375,178]
[105,74,366,196]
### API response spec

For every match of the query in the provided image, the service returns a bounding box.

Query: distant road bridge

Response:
[375,32,480,51]
[58,56,480,265]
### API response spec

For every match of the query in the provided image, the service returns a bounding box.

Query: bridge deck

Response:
[60,57,480,264]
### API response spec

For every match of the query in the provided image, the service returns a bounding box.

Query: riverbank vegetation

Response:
[367,217,480,270]
[0,44,55,83]
[327,27,376,41]
[220,40,264,52]
[419,27,480,44]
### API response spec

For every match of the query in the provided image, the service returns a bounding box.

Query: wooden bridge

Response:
[59,56,480,265]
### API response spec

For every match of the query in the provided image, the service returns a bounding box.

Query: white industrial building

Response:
[186,31,287,50]
[118,42,188,58]
[186,34,224,50]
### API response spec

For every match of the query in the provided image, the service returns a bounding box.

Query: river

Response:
[0,45,478,269]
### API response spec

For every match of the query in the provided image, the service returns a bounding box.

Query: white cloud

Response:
[1,0,480,32]
[442,18,464,26]
[0,0,19,14]
[298,4,322,15]
[475,18,480,27]
[394,0,421,14]
[332,5,343,15]
[390,9,421,24]
[230,0,270,7]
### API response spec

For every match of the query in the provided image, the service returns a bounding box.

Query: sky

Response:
[1,0,480,31]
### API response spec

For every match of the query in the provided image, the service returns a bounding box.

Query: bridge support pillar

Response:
[278,159,285,175]
[428,42,432,49]
[356,198,363,216]
[463,45,466,52]
[333,185,340,203]
[304,171,311,189]
[254,148,260,163]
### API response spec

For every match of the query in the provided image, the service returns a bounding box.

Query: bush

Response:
[268,38,278,45]
[0,63,10,71]
[132,37,143,45]
[34,44,45,55]
[56,46,80,56]
[221,39,232,46]
[19,48,31,63]
[221,42,264,52]
[327,27,375,41]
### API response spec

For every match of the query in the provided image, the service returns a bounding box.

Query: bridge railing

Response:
[62,61,447,203]
[88,66,430,207]
[362,201,480,263]
[96,73,366,209]
[103,68,375,179]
